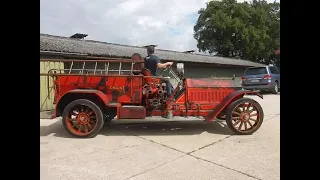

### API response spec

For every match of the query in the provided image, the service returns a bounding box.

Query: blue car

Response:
[241,65,280,94]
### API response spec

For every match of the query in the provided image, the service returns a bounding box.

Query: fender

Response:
[204,90,263,122]
[53,89,110,118]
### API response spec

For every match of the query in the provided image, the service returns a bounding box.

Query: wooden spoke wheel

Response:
[62,99,104,138]
[226,98,264,135]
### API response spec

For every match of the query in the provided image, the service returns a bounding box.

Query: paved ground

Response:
[40,94,280,180]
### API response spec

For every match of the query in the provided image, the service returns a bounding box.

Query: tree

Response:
[194,0,280,65]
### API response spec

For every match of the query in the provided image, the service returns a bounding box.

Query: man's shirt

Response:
[144,54,161,76]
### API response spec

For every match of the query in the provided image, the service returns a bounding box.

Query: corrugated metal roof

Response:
[40,33,264,67]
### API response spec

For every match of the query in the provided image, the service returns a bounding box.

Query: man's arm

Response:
[156,57,173,69]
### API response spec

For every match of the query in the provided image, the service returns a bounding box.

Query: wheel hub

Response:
[240,113,250,122]
[77,112,89,124]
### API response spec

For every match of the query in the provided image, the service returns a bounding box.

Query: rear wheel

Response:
[226,98,264,135]
[270,82,279,94]
[62,99,104,138]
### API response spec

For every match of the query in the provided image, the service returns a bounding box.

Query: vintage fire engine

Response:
[41,58,264,138]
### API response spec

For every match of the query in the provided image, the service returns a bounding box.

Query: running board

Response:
[118,106,146,119]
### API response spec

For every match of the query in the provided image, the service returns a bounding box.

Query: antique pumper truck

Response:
[41,58,264,138]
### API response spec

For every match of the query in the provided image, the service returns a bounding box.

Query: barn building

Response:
[40,33,264,111]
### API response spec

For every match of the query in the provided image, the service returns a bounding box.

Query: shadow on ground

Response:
[40,110,54,119]
[40,119,234,138]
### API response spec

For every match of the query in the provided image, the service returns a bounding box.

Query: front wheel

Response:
[226,98,264,135]
[62,99,104,138]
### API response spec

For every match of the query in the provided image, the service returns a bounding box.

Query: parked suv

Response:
[241,65,280,94]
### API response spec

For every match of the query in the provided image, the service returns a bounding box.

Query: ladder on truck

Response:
[40,58,181,82]
[40,58,144,111]
[40,58,143,76]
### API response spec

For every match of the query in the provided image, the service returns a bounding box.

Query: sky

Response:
[40,0,279,52]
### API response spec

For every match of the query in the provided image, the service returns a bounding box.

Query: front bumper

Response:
[242,83,275,91]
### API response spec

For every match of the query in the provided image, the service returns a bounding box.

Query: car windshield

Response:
[245,67,268,75]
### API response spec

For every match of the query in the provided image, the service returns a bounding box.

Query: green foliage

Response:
[194,0,280,65]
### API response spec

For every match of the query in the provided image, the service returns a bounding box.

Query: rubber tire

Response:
[226,98,264,135]
[270,82,279,94]
[62,99,104,138]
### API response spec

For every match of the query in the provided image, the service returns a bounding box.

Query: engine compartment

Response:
[142,82,167,109]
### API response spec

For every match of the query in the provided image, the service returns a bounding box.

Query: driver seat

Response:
[141,68,161,84]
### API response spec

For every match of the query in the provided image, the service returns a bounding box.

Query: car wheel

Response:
[270,82,279,94]
[62,99,104,138]
[225,98,264,135]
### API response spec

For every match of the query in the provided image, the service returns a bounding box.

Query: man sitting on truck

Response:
[144,45,174,96]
